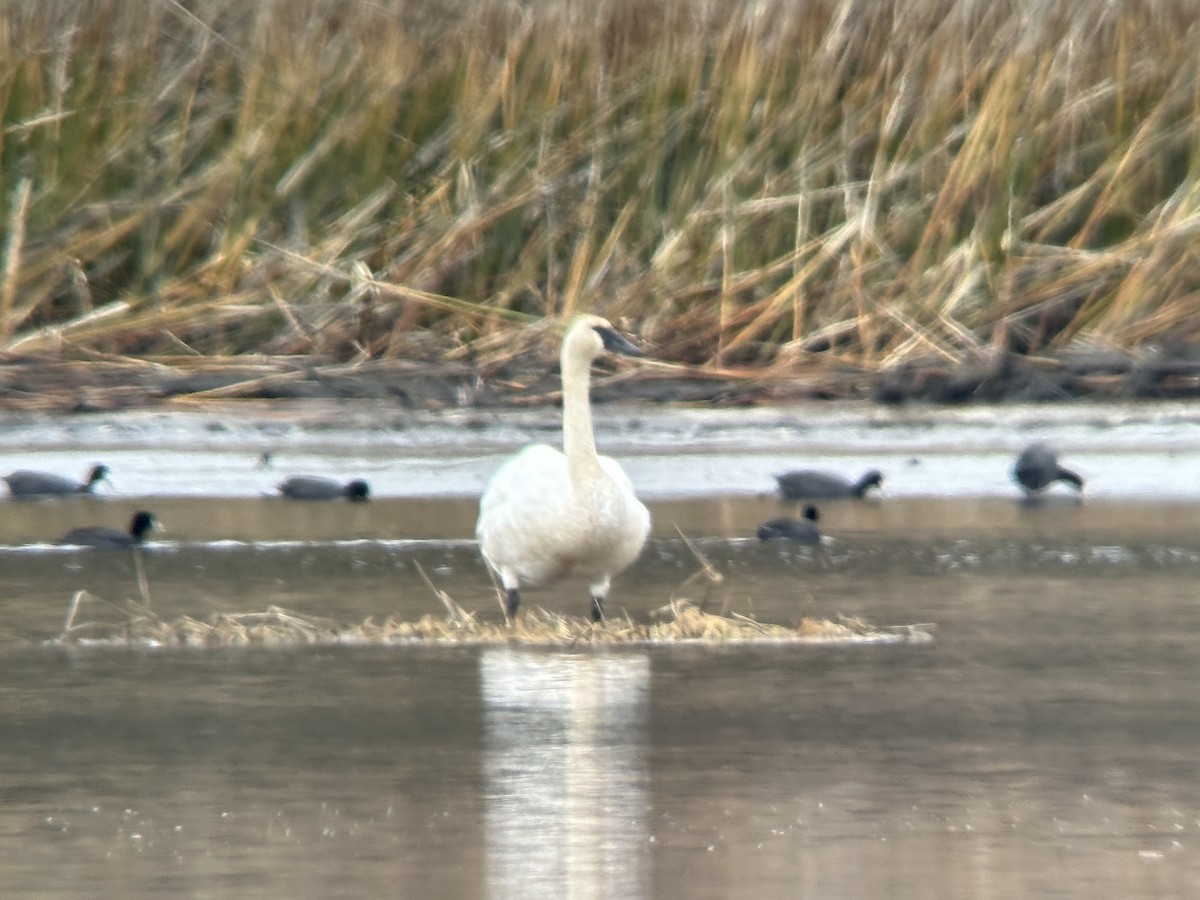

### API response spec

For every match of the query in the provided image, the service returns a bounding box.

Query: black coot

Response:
[757,505,822,544]
[58,511,157,549]
[277,476,371,501]
[4,464,109,498]
[774,468,882,501]
[1012,443,1083,496]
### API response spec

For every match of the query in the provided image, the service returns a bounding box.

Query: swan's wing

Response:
[596,455,636,491]
[477,445,575,583]
[598,454,651,555]
[478,447,650,588]
[477,445,567,520]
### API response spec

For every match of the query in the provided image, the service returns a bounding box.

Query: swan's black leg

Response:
[505,588,520,621]
[590,595,605,623]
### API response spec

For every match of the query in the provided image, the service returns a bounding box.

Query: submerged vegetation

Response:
[3,0,1200,381]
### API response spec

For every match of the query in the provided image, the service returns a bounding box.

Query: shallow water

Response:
[4,398,1200,499]
[5,402,1200,898]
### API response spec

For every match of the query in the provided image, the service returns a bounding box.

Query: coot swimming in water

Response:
[1011,443,1084,496]
[774,468,882,501]
[58,511,158,549]
[277,476,371,501]
[757,505,821,544]
[4,464,109,498]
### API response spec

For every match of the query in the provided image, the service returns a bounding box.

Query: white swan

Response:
[477,315,650,622]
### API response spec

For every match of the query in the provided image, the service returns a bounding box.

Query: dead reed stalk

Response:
[2,1,1198,376]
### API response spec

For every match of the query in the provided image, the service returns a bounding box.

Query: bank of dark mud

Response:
[3,341,1200,413]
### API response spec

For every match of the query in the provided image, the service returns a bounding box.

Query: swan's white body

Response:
[477,316,650,621]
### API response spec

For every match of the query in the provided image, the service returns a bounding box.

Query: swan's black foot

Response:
[505,588,520,622]
[590,596,605,623]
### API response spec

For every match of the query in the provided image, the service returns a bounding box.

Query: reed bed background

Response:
[3,0,1200,377]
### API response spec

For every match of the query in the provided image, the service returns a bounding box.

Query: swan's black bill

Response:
[594,326,642,357]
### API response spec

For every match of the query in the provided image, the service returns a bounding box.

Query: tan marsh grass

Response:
[50,592,932,649]
[3,0,1200,378]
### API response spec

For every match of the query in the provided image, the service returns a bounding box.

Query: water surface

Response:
[3,403,1200,898]
[3,399,1200,499]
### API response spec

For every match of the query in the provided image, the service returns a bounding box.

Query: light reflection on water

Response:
[481,649,650,900]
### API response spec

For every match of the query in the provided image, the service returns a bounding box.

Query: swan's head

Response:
[564,315,643,364]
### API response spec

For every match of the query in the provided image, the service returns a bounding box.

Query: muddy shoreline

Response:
[3,344,1200,413]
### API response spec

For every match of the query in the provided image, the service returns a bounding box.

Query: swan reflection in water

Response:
[480,648,651,900]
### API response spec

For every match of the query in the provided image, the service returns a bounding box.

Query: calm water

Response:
[4,403,1200,898]
[3,498,1200,898]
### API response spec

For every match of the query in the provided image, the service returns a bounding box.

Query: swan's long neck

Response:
[562,346,602,482]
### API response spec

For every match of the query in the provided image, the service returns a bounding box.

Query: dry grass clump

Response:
[46,530,933,650]
[6,0,1197,378]
[49,592,931,649]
